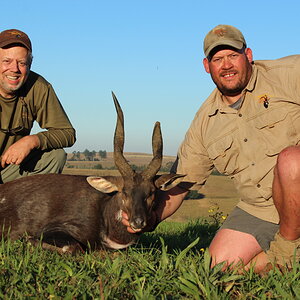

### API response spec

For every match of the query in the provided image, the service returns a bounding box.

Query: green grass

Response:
[0,218,299,299]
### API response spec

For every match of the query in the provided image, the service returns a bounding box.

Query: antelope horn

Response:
[141,121,163,179]
[112,92,135,177]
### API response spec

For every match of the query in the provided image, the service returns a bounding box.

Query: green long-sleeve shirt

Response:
[0,71,76,155]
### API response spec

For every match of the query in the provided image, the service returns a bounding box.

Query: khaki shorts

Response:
[220,207,279,251]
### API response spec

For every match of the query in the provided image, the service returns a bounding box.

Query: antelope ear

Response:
[154,174,186,191]
[87,176,120,193]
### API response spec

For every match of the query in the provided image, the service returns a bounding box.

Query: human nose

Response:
[8,60,20,72]
[221,57,233,69]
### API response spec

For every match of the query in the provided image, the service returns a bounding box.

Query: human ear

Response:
[203,57,210,73]
[245,48,253,63]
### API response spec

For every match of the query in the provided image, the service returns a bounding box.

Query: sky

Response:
[2,0,300,155]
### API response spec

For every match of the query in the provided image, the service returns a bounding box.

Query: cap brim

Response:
[0,39,31,51]
[205,39,244,57]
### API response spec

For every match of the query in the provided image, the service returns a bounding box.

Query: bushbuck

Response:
[0,92,183,254]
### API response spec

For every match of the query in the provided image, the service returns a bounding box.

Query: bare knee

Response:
[275,146,300,181]
[209,229,262,268]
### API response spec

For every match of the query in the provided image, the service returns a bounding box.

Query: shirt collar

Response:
[245,63,258,93]
[0,94,18,103]
[207,90,235,116]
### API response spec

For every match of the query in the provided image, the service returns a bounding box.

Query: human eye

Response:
[230,53,239,60]
[18,61,28,67]
[1,58,11,65]
[212,57,221,63]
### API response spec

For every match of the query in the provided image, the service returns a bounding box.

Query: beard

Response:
[217,81,245,96]
[0,81,22,97]
[0,73,29,97]
[211,70,250,97]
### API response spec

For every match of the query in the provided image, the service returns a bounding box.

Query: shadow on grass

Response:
[136,218,220,254]
[1,218,220,258]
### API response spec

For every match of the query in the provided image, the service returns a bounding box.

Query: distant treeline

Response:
[68,149,107,161]
[67,150,223,176]
[66,160,175,173]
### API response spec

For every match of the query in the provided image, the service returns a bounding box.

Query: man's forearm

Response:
[37,128,76,150]
[156,186,188,222]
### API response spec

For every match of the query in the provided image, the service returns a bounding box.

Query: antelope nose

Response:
[132,217,146,229]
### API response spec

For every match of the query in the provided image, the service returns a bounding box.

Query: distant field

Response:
[166,175,239,222]
[65,152,176,170]
[63,152,239,222]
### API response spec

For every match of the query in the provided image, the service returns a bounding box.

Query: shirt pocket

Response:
[254,109,296,156]
[207,135,238,175]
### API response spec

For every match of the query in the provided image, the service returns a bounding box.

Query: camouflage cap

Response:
[203,25,246,57]
[0,29,32,52]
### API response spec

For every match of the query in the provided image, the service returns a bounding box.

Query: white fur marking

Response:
[62,246,71,253]
[103,235,134,250]
[115,210,123,222]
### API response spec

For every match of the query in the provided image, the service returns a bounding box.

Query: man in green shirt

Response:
[123,25,300,273]
[0,29,76,183]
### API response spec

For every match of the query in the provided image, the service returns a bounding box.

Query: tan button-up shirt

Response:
[176,55,300,223]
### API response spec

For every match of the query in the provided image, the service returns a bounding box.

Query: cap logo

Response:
[9,31,23,38]
[213,28,227,37]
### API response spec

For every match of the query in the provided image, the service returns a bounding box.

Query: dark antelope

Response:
[0,92,183,253]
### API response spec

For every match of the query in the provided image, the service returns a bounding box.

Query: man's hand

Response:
[121,210,159,233]
[1,135,40,168]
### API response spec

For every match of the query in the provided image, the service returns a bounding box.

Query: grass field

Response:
[1,220,299,299]
[167,175,239,222]
[1,156,297,298]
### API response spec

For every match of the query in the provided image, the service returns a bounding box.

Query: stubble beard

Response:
[0,73,28,98]
[218,82,245,97]
[212,68,252,98]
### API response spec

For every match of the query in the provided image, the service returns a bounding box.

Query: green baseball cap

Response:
[203,25,246,57]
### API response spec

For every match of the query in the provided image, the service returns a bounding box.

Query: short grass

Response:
[3,164,296,298]
[0,218,299,299]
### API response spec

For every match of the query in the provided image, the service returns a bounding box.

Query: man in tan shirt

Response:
[0,29,76,183]
[123,25,300,272]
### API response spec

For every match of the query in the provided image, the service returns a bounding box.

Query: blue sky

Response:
[2,0,300,155]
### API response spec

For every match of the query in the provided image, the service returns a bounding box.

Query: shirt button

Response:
[251,162,255,166]
[244,138,248,142]
[257,184,261,188]
[238,113,242,117]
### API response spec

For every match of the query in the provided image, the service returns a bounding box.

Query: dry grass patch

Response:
[66,152,176,169]
[167,175,239,222]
